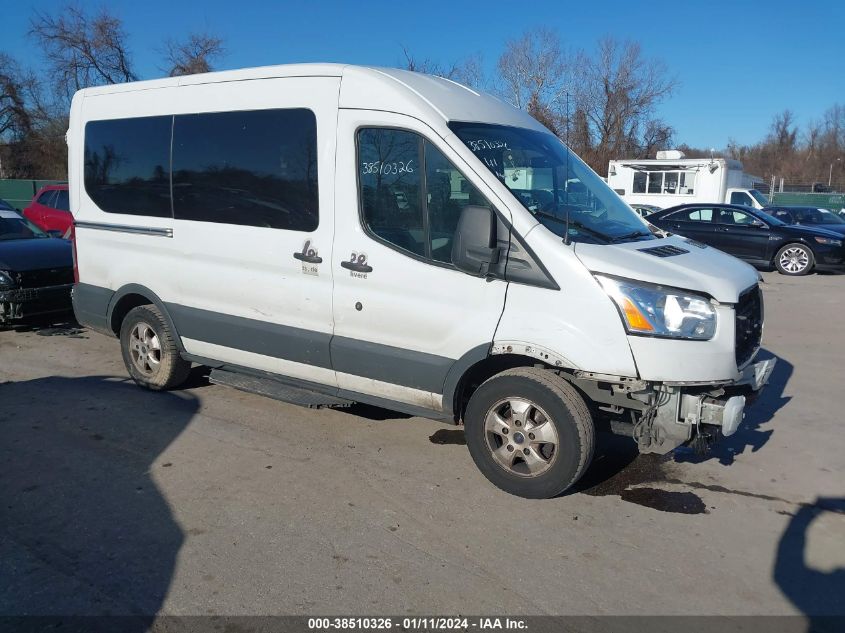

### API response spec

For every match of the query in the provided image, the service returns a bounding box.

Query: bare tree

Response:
[496,28,572,122]
[577,37,676,171]
[0,54,34,140]
[29,4,136,105]
[770,110,798,151]
[400,47,485,88]
[163,33,225,77]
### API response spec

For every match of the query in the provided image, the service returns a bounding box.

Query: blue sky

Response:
[5,0,844,148]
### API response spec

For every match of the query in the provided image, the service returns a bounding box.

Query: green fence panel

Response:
[0,179,67,212]
[770,192,845,211]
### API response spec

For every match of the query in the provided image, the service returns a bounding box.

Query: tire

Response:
[463,367,595,499]
[119,304,190,391]
[774,243,814,276]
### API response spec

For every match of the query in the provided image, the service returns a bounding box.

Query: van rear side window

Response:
[172,109,318,231]
[82,109,319,231]
[84,115,174,218]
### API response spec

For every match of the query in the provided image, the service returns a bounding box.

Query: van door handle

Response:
[293,252,322,264]
[341,260,373,273]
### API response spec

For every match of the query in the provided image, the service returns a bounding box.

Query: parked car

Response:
[0,198,18,212]
[23,184,72,236]
[630,203,661,217]
[648,203,845,276]
[69,64,776,499]
[0,209,74,325]
[764,206,845,236]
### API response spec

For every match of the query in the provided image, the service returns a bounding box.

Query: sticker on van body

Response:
[299,240,320,276]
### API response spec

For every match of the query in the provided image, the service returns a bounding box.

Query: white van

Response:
[69,64,775,498]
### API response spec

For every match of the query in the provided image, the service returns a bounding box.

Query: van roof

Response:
[78,63,543,131]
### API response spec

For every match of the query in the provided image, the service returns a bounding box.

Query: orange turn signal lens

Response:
[621,297,654,331]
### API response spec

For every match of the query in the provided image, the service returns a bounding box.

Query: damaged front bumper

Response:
[0,283,74,325]
[636,357,777,454]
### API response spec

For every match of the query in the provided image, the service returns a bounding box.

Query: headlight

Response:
[814,236,842,246]
[0,270,16,290]
[596,275,717,340]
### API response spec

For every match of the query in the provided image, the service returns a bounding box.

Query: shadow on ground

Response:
[675,349,792,466]
[774,498,845,631]
[4,313,82,336]
[0,376,198,626]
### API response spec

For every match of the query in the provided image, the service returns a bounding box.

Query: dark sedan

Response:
[0,209,74,325]
[764,206,845,237]
[648,203,845,276]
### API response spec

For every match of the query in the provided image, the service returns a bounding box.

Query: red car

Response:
[23,185,72,236]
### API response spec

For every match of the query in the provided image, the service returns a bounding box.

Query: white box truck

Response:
[607,150,769,210]
[68,65,775,498]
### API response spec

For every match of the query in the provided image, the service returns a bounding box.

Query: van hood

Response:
[574,235,759,303]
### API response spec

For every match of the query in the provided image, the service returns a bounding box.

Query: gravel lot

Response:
[1,271,843,620]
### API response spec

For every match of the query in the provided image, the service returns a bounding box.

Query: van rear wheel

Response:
[120,305,190,391]
[464,367,594,499]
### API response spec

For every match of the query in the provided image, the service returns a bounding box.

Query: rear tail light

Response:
[70,224,79,283]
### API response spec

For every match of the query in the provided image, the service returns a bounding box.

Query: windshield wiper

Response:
[530,211,613,243]
[610,230,651,242]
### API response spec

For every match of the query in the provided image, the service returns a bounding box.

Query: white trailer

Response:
[607,150,769,209]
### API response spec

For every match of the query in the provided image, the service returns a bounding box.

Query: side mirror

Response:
[451,205,499,277]
[47,230,64,238]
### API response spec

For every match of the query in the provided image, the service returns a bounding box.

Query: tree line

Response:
[1,5,842,188]
[1,6,224,179]
[678,107,845,189]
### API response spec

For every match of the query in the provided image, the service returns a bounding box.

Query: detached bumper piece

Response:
[636,357,776,454]
[0,283,74,325]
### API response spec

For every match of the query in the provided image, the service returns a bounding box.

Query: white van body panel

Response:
[626,305,740,382]
[493,226,639,377]
[74,76,342,387]
[573,236,760,304]
[331,107,511,408]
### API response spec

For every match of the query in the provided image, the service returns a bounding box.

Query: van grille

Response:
[638,245,690,257]
[735,285,763,367]
[15,267,74,289]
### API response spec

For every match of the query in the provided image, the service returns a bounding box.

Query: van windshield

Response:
[449,122,654,244]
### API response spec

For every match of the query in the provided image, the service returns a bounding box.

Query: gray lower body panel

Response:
[71,283,114,334]
[72,284,475,413]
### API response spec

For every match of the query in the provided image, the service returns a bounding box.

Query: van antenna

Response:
[564,91,571,245]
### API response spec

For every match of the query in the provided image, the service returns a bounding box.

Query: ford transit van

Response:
[69,64,775,498]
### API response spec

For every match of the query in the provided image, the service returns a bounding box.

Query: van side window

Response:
[172,109,318,231]
[84,116,174,218]
[358,128,491,264]
[425,143,486,263]
[358,129,425,256]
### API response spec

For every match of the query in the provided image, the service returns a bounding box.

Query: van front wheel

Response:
[120,305,190,391]
[464,367,594,499]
